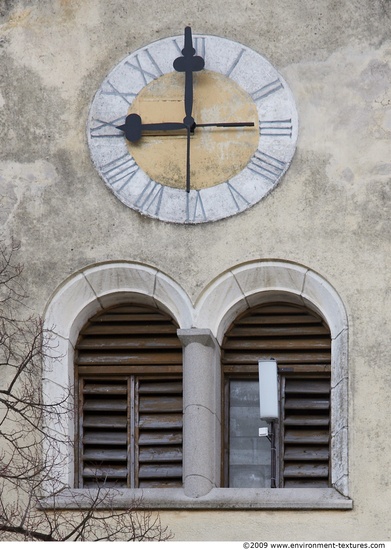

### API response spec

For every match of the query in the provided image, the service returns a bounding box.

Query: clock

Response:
[87,28,298,224]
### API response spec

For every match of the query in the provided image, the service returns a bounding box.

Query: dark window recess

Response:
[75,305,183,488]
[222,303,331,488]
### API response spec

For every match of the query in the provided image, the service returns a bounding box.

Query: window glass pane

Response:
[229,380,271,488]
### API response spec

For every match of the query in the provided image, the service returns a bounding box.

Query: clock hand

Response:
[182,114,195,193]
[186,124,191,193]
[182,120,254,193]
[195,121,255,129]
[117,114,253,191]
[173,27,203,193]
[173,26,204,124]
[116,114,186,142]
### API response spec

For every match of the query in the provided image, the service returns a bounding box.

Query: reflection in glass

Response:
[229,380,271,488]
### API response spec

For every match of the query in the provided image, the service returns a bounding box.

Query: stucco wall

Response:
[1,0,391,540]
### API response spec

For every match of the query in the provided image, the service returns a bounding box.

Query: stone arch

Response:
[42,259,349,501]
[42,261,193,488]
[194,260,349,495]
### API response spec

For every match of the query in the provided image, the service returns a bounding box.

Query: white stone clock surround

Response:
[41,260,351,510]
[87,33,298,223]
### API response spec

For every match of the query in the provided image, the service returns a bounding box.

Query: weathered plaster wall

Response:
[1,0,391,540]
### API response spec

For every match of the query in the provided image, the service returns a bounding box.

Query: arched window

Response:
[42,260,351,509]
[75,304,183,488]
[222,303,331,489]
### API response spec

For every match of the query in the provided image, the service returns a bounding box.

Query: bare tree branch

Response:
[0,239,172,542]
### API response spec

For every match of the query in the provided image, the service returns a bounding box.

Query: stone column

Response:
[177,329,221,498]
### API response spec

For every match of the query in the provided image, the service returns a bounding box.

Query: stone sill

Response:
[40,488,352,510]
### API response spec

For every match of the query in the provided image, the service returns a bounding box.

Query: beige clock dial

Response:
[127,70,259,190]
[87,32,298,224]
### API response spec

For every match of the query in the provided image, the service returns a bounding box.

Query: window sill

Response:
[39,487,352,510]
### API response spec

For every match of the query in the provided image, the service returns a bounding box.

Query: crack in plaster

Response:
[184,403,221,424]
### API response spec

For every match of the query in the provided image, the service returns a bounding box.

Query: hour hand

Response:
[116,114,186,142]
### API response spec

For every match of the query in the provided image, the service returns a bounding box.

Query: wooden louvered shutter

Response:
[222,303,331,488]
[282,376,330,487]
[75,305,183,488]
[137,379,183,487]
[80,379,129,486]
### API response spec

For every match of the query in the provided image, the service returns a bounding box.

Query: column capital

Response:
[177,328,218,348]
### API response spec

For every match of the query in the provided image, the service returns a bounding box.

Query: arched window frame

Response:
[41,260,351,510]
[195,261,350,498]
[42,263,193,493]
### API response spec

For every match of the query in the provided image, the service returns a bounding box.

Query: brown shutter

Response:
[79,378,129,487]
[137,379,183,487]
[76,305,182,373]
[281,375,330,487]
[75,305,183,488]
[222,303,331,488]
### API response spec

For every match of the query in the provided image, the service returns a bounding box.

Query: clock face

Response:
[87,32,298,224]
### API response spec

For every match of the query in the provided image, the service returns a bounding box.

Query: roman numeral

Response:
[251,78,284,102]
[101,154,140,190]
[125,48,163,85]
[136,180,164,216]
[101,80,137,105]
[173,36,206,61]
[248,150,286,183]
[260,119,292,138]
[227,182,250,211]
[90,116,125,138]
[186,191,206,223]
[173,38,182,54]
[225,48,245,77]
[193,36,206,61]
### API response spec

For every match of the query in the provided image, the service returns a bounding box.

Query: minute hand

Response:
[173,26,204,122]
